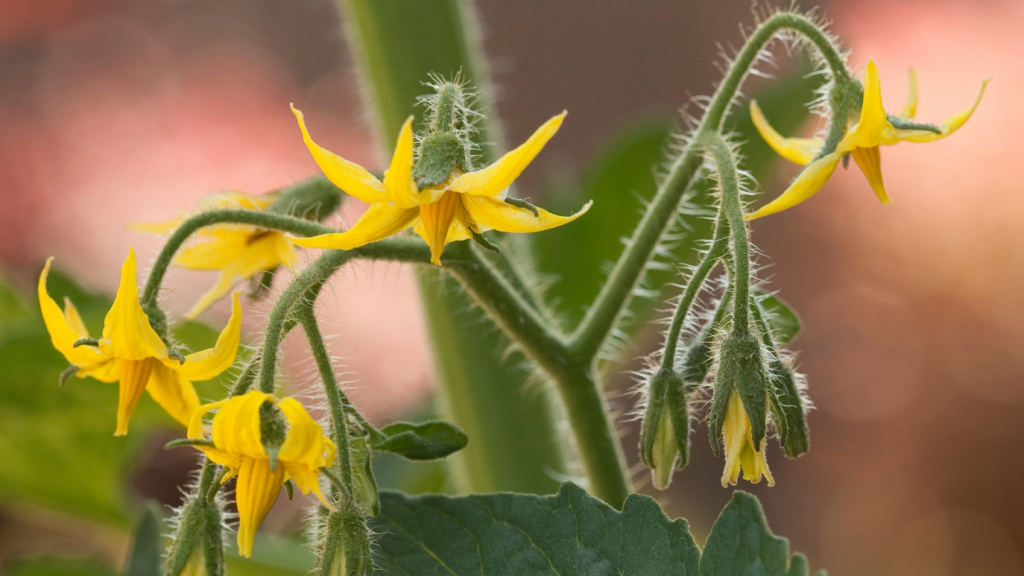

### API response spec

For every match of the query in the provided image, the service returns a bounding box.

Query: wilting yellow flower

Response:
[720,390,774,487]
[188,391,337,557]
[288,105,591,265]
[748,59,990,219]
[133,191,295,320]
[39,248,243,435]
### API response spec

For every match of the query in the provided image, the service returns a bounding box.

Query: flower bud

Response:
[167,489,225,576]
[414,81,476,188]
[316,505,372,576]
[267,175,343,222]
[709,333,774,486]
[639,370,690,490]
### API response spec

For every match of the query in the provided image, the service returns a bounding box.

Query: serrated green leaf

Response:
[700,491,818,576]
[374,420,468,461]
[757,292,802,345]
[122,504,162,576]
[371,482,701,575]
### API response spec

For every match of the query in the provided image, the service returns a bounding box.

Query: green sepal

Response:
[72,337,99,348]
[639,370,691,489]
[503,197,539,217]
[711,334,770,451]
[123,503,162,576]
[168,473,226,576]
[284,478,295,500]
[772,358,810,458]
[471,231,500,255]
[415,132,463,189]
[164,438,216,450]
[267,174,343,222]
[350,432,380,516]
[248,267,277,300]
[679,292,731,388]
[58,364,78,387]
[372,420,469,461]
[638,370,670,469]
[887,115,942,133]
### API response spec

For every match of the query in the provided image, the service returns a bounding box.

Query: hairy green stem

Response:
[569,11,847,360]
[297,305,355,493]
[141,209,333,307]
[660,211,729,372]
[701,134,752,336]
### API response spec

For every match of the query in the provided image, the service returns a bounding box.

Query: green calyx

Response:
[413,81,476,189]
[709,333,770,453]
[267,175,344,222]
[318,506,372,576]
[259,401,289,472]
[639,370,690,489]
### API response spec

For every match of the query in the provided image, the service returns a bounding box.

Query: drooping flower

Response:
[288,105,591,265]
[39,248,242,435]
[187,391,337,557]
[720,389,774,487]
[132,191,296,320]
[748,60,989,219]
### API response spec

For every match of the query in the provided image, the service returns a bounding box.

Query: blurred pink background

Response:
[1,0,1022,574]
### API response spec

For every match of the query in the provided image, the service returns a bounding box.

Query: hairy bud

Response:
[639,370,690,490]
[316,505,372,576]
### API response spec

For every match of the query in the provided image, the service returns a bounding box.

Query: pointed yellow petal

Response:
[146,362,200,427]
[175,229,253,270]
[185,272,238,321]
[843,60,897,150]
[188,399,228,440]
[176,291,242,382]
[278,398,334,468]
[62,297,89,338]
[38,258,109,368]
[234,456,286,558]
[850,146,891,205]
[750,100,822,166]
[288,204,419,250]
[183,232,292,319]
[448,112,566,197]
[899,68,918,120]
[100,248,169,362]
[720,390,773,487]
[461,195,591,236]
[211,390,274,459]
[416,191,460,265]
[746,152,842,220]
[896,77,991,143]
[115,358,156,436]
[383,117,423,209]
[291,104,388,204]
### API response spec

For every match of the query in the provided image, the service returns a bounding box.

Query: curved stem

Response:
[569,11,848,360]
[141,209,334,307]
[701,133,752,337]
[660,210,729,372]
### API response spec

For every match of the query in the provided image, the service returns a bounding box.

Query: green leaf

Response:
[373,420,468,460]
[122,504,162,576]
[371,482,701,575]
[757,292,802,345]
[700,491,818,576]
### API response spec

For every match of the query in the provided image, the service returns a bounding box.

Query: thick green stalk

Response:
[336,0,567,494]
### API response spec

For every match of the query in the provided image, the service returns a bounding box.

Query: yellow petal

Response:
[896,77,990,144]
[38,258,108,368]
[175,229,254,270]
[720,390,773,487]
[282,462,334,510]
[62,297,89,338]
[234,456,286,558]
[416,191,461,265]
[850,146,891,205]
[100,248,169,362]
[147,362,200,428]
[177,291,241,380]
[291,104,388,204]
[182,232,292,319]
[382,117,424,209]
[899,68,918,120]
[115,357,157,436]
[461,194,591,235]
[746,152,842,220]
[288,203,419,250]
[211,390,274,460]
[750,100,822,166]
[278,398,334,468]
[77,359,120,383]
[188,399,228,440]
[842,60,897,150]
[448,112,566,197]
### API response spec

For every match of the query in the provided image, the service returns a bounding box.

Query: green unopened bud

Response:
[639,370,690,490]
[267,175,343,221]
[259,401,288,472]
[414,81,476,188]
[167,477,225,576]
[317,505,372,576]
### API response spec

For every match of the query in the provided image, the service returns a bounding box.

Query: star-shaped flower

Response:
[288,106,591,265]
[39,248,243,435]
[748,60,989,219]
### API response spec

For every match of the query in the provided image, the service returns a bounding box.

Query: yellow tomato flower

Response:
[720,389,774,487]
[288,105,592,265]
[187,391,337,557]
[132,191,295,320]
[39,248,243,435]
[748,59,990,219]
